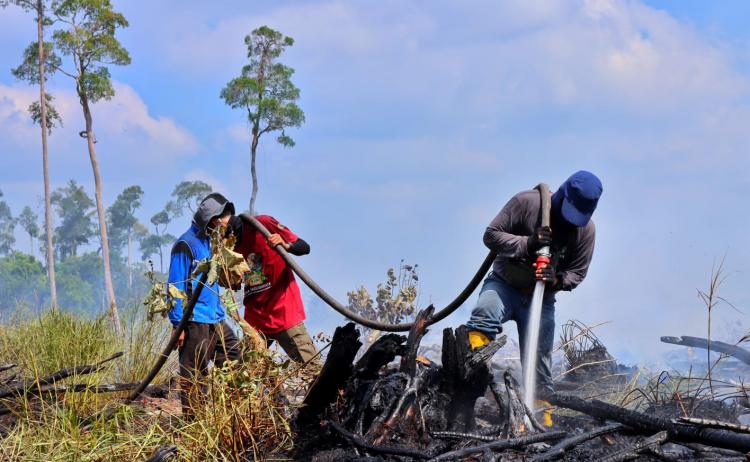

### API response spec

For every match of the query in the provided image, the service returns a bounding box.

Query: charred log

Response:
[401,306,434,378]
[440,325,505,432]
[365,308,434,446]
[353,334,407,381]
[550,393,750,453]
[0,382,166,416]
[298,323,362,426]
[0,352,123,400]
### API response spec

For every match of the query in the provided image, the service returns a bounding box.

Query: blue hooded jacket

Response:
[167,194,234,326]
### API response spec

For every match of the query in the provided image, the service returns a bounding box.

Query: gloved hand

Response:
[527,226,552,254]
[535,262,557,285]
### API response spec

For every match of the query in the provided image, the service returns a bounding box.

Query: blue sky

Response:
[1,0,749,363]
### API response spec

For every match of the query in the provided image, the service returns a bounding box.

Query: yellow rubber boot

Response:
[468,330,490,350]
[534,400,553,427]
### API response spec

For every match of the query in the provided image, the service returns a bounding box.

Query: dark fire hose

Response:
[240,182,550,332]
[91,184,549,424]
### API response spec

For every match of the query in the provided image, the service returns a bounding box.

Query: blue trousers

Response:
[466,272,556,394]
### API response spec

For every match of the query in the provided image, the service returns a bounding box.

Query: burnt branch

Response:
[144,445,178,462]
[677,416,750,433]
[328,419,430,459]
[531,423,625,461]
[0,352,123,400]
[297,323,361,426]
[661,335,750,365]
[597,431,668,462]
[550,393,750,453]
[401,305,434,378]
[427,430,566,462]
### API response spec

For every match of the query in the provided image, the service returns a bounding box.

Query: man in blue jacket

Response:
[168,192,241,417]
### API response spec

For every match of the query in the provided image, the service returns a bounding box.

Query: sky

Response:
[1,0,749,365]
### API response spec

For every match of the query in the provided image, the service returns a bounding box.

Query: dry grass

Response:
[0,306,300,461]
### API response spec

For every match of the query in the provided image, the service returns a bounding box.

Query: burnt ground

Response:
[287,315,750,462]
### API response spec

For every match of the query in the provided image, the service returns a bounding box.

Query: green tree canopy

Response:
[0,251,46,309]
[18,205,40,254]
[221,26,304,214]
[51,180,95,259]
[169,180,212,217]
[107,185,143,253]
[49,0,130,103]
[0,190,17,255]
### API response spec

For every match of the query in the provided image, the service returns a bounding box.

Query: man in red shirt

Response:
[229,214,317,363]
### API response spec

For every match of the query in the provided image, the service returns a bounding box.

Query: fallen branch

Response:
[661,335,750,365]
[144,445,178,462]
[0,364,17,373]
[684,442,747,458]
[677,416,750,433]
[0,382,163,416]
[328,419,430,459]
[597,431,668,462]
[549,393,750,453]
[430,430,500,442]
[0,351,123,400]
[531,423,624,461]
[427,430,566,462]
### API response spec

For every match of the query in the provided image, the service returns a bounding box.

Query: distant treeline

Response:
[0,180,215,314]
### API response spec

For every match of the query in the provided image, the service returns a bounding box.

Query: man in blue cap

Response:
[466,171,603,397]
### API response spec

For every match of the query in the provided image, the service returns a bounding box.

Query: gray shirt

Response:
[484,190,595,292]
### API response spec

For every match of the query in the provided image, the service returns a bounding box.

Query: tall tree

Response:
[220,26,304,214]
[48,0,131,331]
[140,209,175,272]
[51,180,95,260]
[0,191,16,256]
[169,180,212,217]
[4,0,61,310]
[107,185,143,289]
[18,206,40,255]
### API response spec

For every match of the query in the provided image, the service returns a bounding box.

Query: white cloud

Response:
[0,81,198,167]
[95,83,199,155]
[182,169,228,196]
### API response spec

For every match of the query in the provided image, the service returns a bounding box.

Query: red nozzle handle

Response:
[535,254,550,267]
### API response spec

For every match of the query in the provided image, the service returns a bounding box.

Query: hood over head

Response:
[193,193,235,235]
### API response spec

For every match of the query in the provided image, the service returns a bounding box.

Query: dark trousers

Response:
[178,320,241,416]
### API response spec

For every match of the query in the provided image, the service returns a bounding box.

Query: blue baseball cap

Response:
[557,171,602,227]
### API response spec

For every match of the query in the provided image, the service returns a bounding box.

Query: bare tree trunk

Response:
[127,231,132,289]
[249,129,259,215]
[81,94,121,333]
[36,1,58,312]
